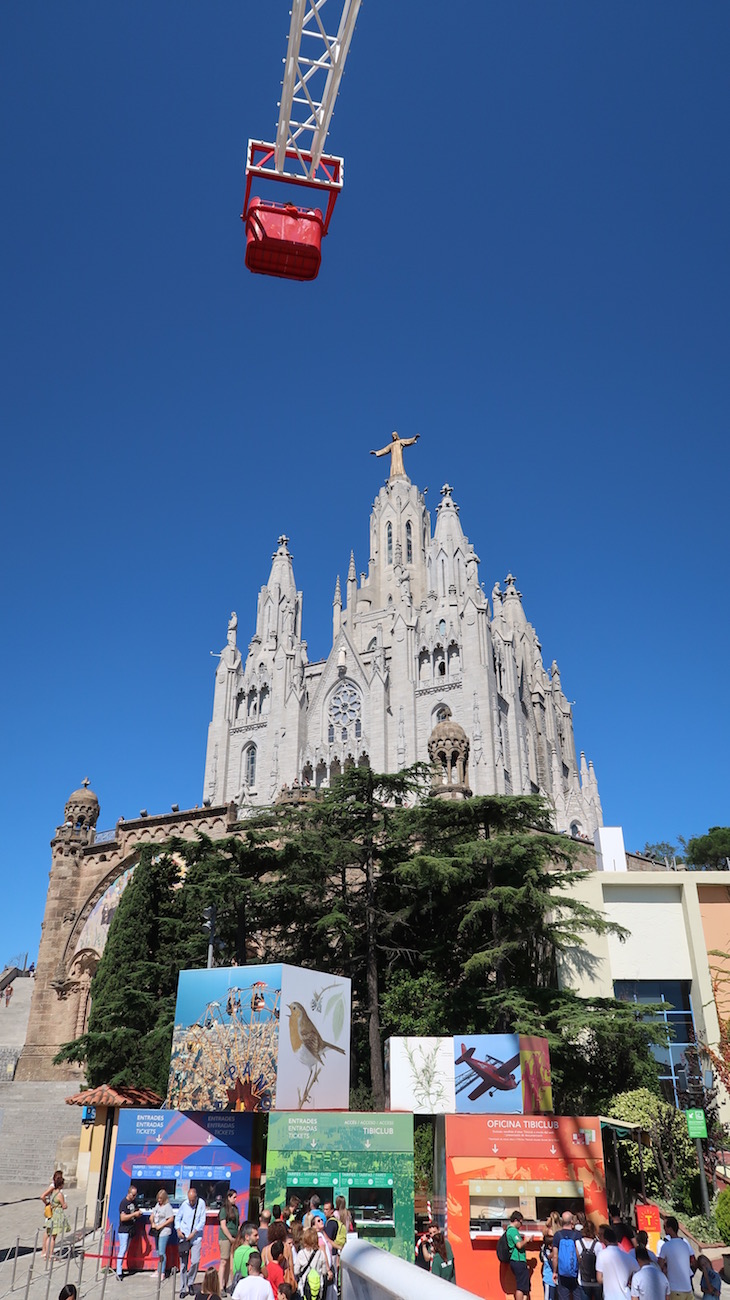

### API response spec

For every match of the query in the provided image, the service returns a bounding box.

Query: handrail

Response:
[340,1238,481,1300]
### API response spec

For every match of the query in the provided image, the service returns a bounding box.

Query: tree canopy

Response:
[57,767,661,1112]
[685,827,730,870]
[608,1087,700,1212]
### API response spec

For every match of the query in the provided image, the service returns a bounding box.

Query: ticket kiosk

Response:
[105,1109,254,1273]
[434,1114,608,1300]
[265,1112,414,1259]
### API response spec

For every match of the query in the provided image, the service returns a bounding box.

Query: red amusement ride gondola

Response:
[241,0,361,281]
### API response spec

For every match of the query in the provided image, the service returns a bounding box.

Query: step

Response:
[0,1080,82,1185]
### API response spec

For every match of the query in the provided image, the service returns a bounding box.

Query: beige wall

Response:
[559,866,730,1117]
[604,884,692,982]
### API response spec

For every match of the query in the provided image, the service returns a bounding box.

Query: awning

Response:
[600,1115,651,1144]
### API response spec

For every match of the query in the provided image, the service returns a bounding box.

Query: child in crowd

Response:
[697,1255,723,1299]
[541,1227,555,1300]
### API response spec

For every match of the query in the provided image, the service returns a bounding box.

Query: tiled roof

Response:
[66,1084,162,1108]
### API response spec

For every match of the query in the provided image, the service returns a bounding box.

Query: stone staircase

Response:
[0,1080,82,1186]
[0,972,33,1078]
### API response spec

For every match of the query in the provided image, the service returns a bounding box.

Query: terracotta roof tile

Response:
[66,1084,162,1108]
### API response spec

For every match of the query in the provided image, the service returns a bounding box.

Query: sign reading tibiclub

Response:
[685,1108,708,1138]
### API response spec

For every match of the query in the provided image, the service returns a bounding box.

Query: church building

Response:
[15,434,605,1086]
[204,433,602,837]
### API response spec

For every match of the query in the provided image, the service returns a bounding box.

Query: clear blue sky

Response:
[1,2,728,964]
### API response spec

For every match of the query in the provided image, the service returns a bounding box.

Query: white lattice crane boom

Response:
[275,0,362,177]
[241,0,362,280]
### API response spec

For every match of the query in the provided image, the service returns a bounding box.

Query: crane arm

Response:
[275,0,362,178]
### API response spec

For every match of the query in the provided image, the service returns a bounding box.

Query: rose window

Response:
[329,681,362,741]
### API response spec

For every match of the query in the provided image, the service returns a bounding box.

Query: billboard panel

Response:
[520,1035,553,1113]
[166,964,351,1111]
[277,967,351,1110]
[454,1034,522,1113]
[386,1036,456,1113]
[167,964,282,1111]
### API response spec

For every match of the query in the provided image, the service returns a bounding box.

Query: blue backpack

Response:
[557,1233,579,1278]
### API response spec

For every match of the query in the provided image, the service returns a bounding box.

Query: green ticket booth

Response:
[265,1112,414,1260]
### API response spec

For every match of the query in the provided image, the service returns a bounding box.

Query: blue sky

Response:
[1,2,728,964]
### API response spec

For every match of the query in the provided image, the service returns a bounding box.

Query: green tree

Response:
[380,793,661,1113]
[55,846,187,1096]
[58,771,661,1115]
[253,763,430,1107]
[686,828,730,871]
[56,832,277,1094]
[608,1088,699,1209]
[642,841,684,865]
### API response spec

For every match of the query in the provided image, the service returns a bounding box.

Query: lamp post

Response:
[202,905,216,970]
[677,1066,712,1218]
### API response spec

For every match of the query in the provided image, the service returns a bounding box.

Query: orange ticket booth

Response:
[435,1114,608,1300]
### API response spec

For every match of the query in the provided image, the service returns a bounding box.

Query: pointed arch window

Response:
[386,522,393,565]
[405,520,413,564]
[244,744,257,788]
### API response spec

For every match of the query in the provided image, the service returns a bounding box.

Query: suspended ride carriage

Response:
[240,0,361,281]
[241,141,343,282]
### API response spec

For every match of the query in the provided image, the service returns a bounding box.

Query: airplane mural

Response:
[453,1034,524,1113]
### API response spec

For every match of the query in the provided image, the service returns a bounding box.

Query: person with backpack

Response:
[261,1221,296,1290]
[232,1223,261,1287]
[500,1210,533,1300]
[323,1216,346,1296]
[551,1211,583,1300]
[293,1226,331,1299]
[578,1220,602,1300]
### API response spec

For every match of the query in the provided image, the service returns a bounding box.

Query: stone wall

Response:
[16,801,237,1083]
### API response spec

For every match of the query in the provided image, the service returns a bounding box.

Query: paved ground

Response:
[2,1191,729,1300]
[0,1186,188,1300]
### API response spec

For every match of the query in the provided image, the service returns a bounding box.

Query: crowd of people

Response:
[502,1205,723,1300]
[113,1186,351,1300]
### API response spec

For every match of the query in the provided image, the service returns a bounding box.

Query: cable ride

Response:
[241,0,362,281]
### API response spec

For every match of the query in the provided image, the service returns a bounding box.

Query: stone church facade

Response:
[17,438,601,1083]
[204,446,602,835]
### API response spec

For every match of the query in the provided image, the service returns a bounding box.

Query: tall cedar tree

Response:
[249,764,429,1108]
[378,789,662,1111]
[58,769,661,1110]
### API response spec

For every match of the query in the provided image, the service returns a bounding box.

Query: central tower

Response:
[203,438,602,838]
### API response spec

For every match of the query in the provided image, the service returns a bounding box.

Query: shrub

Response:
[715,1188,730,1245]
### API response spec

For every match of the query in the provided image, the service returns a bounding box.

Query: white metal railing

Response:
[339,1239,481,1300]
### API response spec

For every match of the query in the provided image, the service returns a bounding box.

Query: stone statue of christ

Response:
[370,430,420,478]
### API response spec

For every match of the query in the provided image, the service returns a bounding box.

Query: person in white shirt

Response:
[231,1253,272,1300]
[631,1248,671,1300]
[657,1217,696,1300]
[597,1228,634,1300]
[174,1188,207,1298]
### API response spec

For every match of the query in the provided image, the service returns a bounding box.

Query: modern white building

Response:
[564,826,730,1108]
[203,439,602,837]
